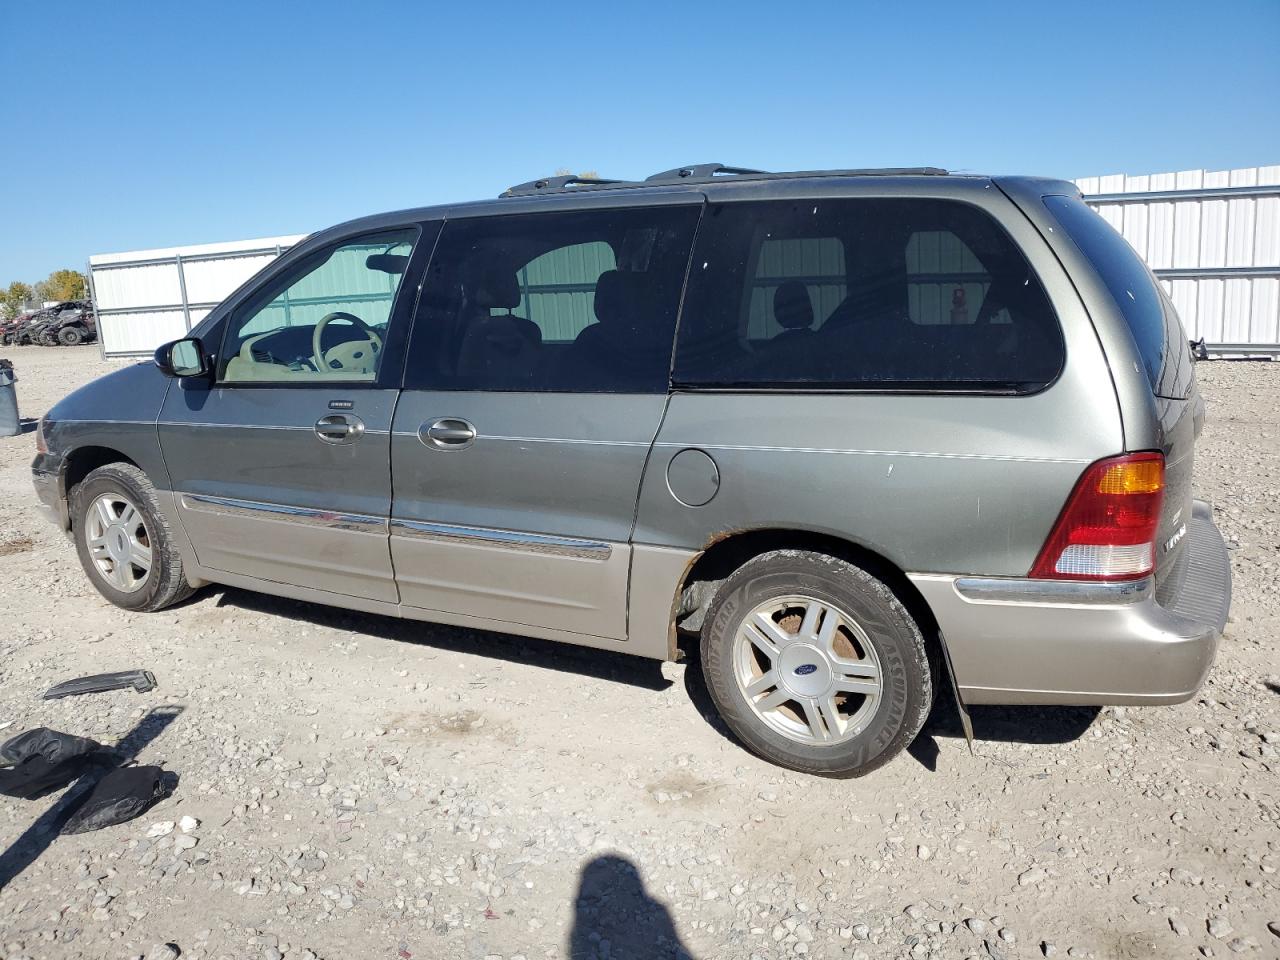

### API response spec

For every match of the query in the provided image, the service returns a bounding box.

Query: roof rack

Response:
[645,163,769,182]
[498,165,951,198]
[500,174,628,198]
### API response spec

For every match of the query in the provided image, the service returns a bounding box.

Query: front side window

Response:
[406,205,700,392]
[674,198,1063,391]
[221,229,417,383]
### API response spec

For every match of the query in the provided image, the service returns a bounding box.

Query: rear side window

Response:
[1043,195,1193,398]
[406,205,699,393]
[673,198,1063,391]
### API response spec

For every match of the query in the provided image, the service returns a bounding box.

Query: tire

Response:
[58,326,85,346]
[700,550,932,777]
[71,463,195,612]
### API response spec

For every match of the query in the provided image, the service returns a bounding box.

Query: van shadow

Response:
[212,587,674,692]
[680,658,1100,773]
[569,855,694,960]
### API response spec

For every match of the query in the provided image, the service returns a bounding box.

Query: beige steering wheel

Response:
[312,312,382,375]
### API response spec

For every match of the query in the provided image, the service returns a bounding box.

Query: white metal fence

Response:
[1079,165,1280,355]
[88,166,1280,358]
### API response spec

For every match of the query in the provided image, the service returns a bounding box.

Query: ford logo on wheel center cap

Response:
[794,664,818,676]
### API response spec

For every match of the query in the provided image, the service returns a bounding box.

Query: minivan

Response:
[33,165,1231,776]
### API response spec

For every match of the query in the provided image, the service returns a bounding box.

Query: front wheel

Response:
[71,463,195,612]
[58,326,85,346]
[700,550,932,777]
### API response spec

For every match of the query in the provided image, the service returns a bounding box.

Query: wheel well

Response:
[674,529,943,668]
[63,447,139,499]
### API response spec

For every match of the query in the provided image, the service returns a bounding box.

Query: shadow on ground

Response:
[0,705,183,890]
[214,587,674,692]
[569,855,694,960]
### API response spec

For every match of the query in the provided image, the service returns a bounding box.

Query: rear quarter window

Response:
[673,197,1064,392]
[1042,194,1194,399]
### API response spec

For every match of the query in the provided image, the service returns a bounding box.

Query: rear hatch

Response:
[1041,195,1198,600]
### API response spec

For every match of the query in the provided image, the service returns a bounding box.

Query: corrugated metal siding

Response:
[89,235,306,357]
[1078,165,1280,353]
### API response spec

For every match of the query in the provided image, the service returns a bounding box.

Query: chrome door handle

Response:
[315,414,365,444]
[421,418,476,449]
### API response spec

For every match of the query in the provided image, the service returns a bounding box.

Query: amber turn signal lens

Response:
[1096,458,1164,495]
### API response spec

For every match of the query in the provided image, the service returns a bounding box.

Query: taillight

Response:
[1029,452,1165,581]
[35,417,49,455]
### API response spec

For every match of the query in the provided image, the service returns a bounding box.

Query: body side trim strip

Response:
[180,493,387,532]
[390,518,612,560]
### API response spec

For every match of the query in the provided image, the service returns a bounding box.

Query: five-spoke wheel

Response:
[84,493,153,593]
[734,595,883,745]
[701,550,933,777]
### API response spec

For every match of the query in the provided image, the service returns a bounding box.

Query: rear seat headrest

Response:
[593,270,633,326]
[773,281,814,330]
[464,263,522,310]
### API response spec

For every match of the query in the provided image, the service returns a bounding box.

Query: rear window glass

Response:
[1043,194,1193,398]
[673,198,1063,391]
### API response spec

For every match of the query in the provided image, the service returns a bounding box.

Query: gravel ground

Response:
[0,344,1277,960]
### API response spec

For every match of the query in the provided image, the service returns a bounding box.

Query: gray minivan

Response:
[33,165,1231,776]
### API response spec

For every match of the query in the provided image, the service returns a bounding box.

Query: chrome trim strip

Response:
[390,431,648,447]
[390,518,612,560]
[952,576,1152,606]
[654,442,1089,464]
[180,493,386,533]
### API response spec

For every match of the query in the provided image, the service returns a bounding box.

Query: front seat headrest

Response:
[773,281,814,330]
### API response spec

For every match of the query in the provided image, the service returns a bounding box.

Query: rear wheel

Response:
[71,463,195,612]
[700,550,932,777]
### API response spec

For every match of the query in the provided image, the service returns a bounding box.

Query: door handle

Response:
[421,418,476,450]
[315,414,365,444]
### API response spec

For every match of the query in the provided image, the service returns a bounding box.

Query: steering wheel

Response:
[312,311,382,374]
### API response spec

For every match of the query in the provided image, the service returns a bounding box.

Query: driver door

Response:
[158,225,432,603]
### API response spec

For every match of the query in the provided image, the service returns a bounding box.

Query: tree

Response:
[553,167,602,180]
[35,269,88,303]
[1,282,33,320]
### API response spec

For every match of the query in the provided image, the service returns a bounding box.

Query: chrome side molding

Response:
[390,518,612,560]
[180,494,385,533]
[953,576,1152,605]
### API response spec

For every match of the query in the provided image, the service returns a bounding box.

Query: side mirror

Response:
[154,338,209,378]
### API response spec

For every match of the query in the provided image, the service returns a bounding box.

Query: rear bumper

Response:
[910,501,1230,706]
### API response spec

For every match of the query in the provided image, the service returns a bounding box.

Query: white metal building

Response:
[90,235,305,356]
[89,165,1280,358]
[1075,165,1280,355]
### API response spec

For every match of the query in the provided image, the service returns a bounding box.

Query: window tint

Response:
[673,199,1063,391]
[221,230,417,383]
[406,205,699,392]
[1043,195,1193,399]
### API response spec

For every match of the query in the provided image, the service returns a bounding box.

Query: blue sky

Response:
[2,0,1278,283]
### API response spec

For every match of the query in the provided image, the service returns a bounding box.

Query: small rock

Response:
[966,918,990,936]
[146,822,175,838]
[917,845,932,860]
[179,816,200,834]
[1209,917,1233,939]
[1041,943,1056,958]
[144,945,180,960]
[999,928,1016,943]
[1019,867,1048,886]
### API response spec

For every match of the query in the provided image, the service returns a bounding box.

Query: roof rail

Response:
[645,163,768,182]
[500,174,628,198]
